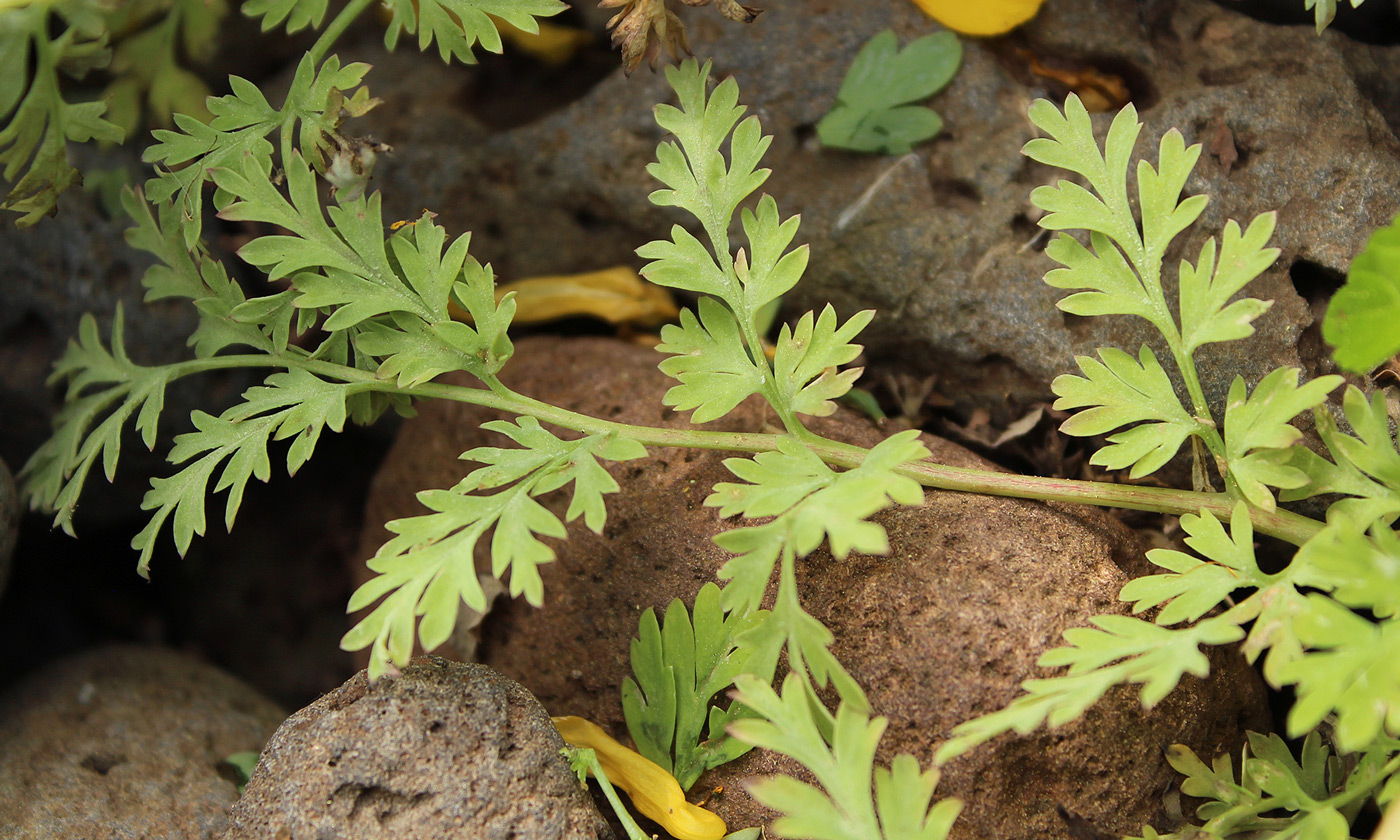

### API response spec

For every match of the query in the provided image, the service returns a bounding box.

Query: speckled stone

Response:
[219,657,612,840]
[0,645,285,840]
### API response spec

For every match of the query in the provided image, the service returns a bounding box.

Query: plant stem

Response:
[347,373,1325,547]
[308,0,376,65]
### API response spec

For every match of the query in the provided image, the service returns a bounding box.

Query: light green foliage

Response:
[345,418,646,678]
[1323,207,1400,374]
[622,582,770,791]
[944,94,1400,838]
[1052,346,1197,478]
[937,611,1243,763]
[704,431,929,711]
[242,0,330,34]
[0,0,124,225]
[1221,367,1341,511]
[382,0,567,63]
[1306,0,1365,33]
[1027,93,1341,500]
[144,54,377,249]
[731,674,962,840]
[1130,732,1400,839]
[816,30,962,155]
[643,61,868,434]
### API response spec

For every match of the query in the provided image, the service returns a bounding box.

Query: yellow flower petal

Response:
[909,0,1047,36]
[553,715,727,840]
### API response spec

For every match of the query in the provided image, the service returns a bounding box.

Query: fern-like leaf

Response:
[731,674,962,840]
[381,0,566,63]
[344,419,646,678]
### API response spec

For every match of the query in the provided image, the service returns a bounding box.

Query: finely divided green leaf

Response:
[1178,213,1277,355]
[19,308,173,536]
[1,2,124,225]
[381,0,565,64]
[731,674,958,840]
[1121,503,1268,625]
[1222,368,1342,510]
[344,419,644,677]
[1052,346,1198,478]
[655,296,765,423]
[772,305,873,418]
[937,615,1243,763]
[242,0,329,33]
[649,60,771,241]
[131,369,356,575]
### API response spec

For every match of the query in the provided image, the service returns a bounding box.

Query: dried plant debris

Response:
[599,0,761,74]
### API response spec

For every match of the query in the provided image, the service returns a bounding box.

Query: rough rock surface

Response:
[0,644,285,840]
[357,336,1271,840]
[0,457,15,601]
[220,656,612,840]
[348,0,1400,426]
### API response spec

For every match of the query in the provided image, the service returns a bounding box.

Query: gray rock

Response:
[0,644,285,840]
[219,657,613,840]
[0,457,15,600]
[350,0,1400,426]
[357,336,1271,840]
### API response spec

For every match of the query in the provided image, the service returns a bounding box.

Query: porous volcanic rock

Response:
[349,0,1400,428]
[0,644,284,840]
[356,336,1271,840]
[219,656,612,840]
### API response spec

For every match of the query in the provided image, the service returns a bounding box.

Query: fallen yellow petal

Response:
[908,0,1047,36]
[463,266,678,327]
[491,15,594,65]
[553,715,727,840]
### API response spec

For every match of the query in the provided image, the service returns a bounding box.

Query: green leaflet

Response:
[381,0,566,63]
[1052,346,1198,479]
[621,582,771,791]
[708,431,930,713]
[344,418,646,678]
[731,674,962,840]
[19,307,173,537]
[0,0,124,226]
[937,614,1245,763]
[641,60,867,431]
[1129,731,1396,840]
[241,0,329,34]
[1282,385,1400,528]
[132,368,360,574]
[1122,503,1270,626]
[655,296,765,423]
[144,54,373,249]
[816,30,962,156]
[1324,207,1400,374]
[1221,368,1342,511]
[1026,94,1288,486]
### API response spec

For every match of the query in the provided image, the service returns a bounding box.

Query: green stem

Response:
[331,373,1324,547]
[307,0,376,66]
[569,749,653,840]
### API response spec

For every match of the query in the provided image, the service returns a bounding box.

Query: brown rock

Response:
[219,656,612,840]
[356,336,1271,840]
[0,644,285,840]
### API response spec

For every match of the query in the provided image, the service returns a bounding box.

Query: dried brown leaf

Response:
[598,0,761,74]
